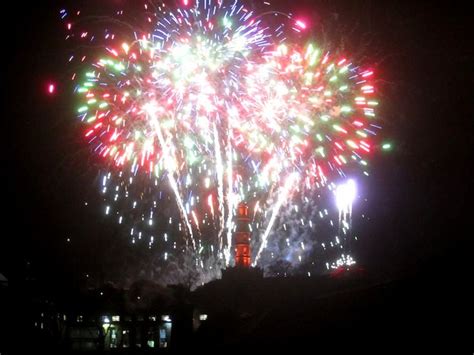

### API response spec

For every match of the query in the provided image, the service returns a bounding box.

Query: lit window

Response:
[199,314,208,321]
[159,328,168,348]
[112,315,120,322]
[122,330,130,348]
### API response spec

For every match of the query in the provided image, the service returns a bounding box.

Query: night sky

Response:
[2,0,471,291]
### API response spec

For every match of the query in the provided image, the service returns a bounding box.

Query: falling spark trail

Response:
[213,122,226,254]
[148,109,197,252]
[225,135,235,266]
[254,172,299,264]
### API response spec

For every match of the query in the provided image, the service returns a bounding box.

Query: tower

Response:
[234,202,251,267]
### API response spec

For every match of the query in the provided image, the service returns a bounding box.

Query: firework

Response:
[236,42,378,264]
[62,0,382,280]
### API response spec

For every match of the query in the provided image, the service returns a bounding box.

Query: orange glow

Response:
[235,203,251,267]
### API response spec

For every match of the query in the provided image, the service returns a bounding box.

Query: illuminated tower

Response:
[234,202,251,267]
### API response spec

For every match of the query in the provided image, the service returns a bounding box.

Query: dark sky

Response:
[2,0,471,287]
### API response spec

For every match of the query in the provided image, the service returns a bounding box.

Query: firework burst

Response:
[62,0,382,282]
